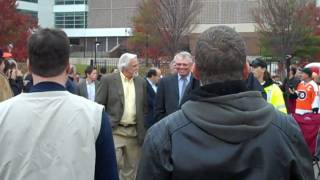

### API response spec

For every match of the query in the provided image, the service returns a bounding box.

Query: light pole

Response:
[94,41,100,66]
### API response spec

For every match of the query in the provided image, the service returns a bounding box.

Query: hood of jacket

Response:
[182,80,275,143]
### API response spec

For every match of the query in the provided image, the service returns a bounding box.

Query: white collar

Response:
[146,78,155,86]
[86,79,94,85]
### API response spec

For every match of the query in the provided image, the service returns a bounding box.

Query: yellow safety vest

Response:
[264,84,287,114]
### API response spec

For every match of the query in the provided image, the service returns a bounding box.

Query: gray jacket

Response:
[137,84,313,180]
[78,79,98,100]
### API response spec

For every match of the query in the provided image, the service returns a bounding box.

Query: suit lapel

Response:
[115,73,124,105]
[81,81,88,98]
[84,82,88,98]
[180,74,199,106]
[145,78,156,96]
[94,81,99,99]
[184,76,194,96]
[172,74,179,105]
[134,77,141,111]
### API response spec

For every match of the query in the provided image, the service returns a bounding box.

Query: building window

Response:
[55,0,87,5]
[17,9,38,20]
[197,0,256,24]
[55,12,87,28]
[19,0,38,3]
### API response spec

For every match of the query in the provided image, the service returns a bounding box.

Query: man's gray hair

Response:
[195,26,247,85]
[173,51,194,63]
[117,53,137,71]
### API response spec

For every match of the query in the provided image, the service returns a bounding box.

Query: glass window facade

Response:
[18,9,38,20]
[55,12,87,28]
[55,0,87,5]
[19,0,38,3]
[197,0,258,24]
[88,0,140,28]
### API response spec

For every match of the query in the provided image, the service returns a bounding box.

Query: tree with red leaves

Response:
[0,0,37,62]
[129,0,165,66]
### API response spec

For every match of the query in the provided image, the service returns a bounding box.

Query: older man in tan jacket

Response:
[96,53,148,180]
[0,57,13,102]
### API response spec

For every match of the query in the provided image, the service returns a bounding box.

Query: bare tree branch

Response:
[133,0,202,58]
[252,0,316,78]
[253,0,315,57]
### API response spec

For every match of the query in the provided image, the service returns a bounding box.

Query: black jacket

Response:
[246,72,267,100]
[137,81,314,180]
[283,77,301,99]
[9,76,23,96]
[23,74,33,93]
[145,78,157,129]
[154,74,200,121]
[65,76,79,95]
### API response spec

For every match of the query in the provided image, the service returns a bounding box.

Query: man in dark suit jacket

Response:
[96,53,147,180]
[78,66,97,101]
[145,68,162,129]
[65,65,79,94]
[154,51,200,121]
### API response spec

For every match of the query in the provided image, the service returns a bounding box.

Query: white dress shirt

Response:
[86,80,95,101]
[147,78,157,93]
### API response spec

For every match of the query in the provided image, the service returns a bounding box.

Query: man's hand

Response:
[288,88,295,94]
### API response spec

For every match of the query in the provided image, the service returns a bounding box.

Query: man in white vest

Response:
[0,28,119,180]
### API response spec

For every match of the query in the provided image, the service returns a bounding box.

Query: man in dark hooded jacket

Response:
[136,26,314,180]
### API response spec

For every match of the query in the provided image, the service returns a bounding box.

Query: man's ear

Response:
[192,63,200,80]
[242,62,249,80]
[65,63,71,75]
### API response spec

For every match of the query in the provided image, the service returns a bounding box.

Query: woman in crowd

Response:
[251,58,287,113]
[4,59,24,96]
[282,66,301,114]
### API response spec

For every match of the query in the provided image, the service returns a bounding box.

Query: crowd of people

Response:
[242,56,320,119]
[0,26,316,180]
[251,58,320,117]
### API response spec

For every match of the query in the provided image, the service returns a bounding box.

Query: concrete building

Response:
[87,0,260,56]
[17,0,260,58]
[17,0,55,28]
[191,0,259,56]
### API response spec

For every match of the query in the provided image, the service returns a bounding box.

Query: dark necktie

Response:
[180,77,188,103]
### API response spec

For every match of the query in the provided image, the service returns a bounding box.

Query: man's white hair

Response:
[117,53,137,71]
[173,51,194,63]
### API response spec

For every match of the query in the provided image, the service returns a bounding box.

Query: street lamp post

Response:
[94,41,101,66]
